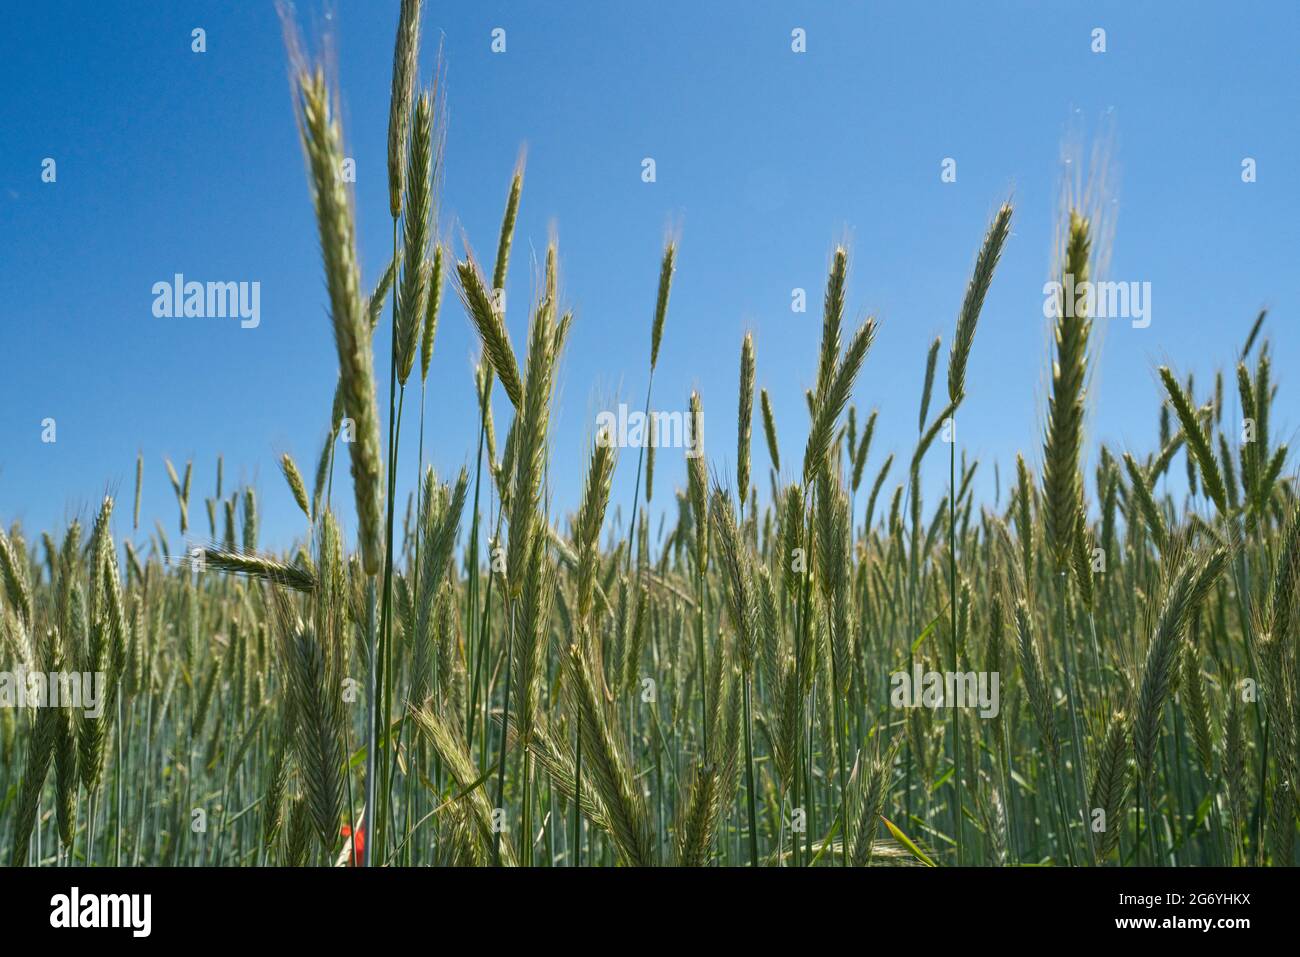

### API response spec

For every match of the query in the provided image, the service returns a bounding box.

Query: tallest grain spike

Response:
[1042,210,1092,568]
[649,240,676,371]
[387,0,423,219]
[816,247,848,405]
[294,68,384,574]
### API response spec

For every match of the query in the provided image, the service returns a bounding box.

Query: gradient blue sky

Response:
[2,1,1297,555]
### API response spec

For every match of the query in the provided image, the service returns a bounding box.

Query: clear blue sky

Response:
[2,1,1297,555]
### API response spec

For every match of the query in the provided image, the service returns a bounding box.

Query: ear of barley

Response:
[574,435,616,630]
[78,620,110,793]
[644,413,657,507]
[554,309,573,359]
[649,240,676,371]
[420,244,444,383]
[396,91,433,385]
[621,581,649,696]
[52,638,78,848]
[294,67,384,575]
[311,434,332,520]
[849,737,900,867]
[910,397,959,480]
[279,452,311,520]
[1089,713,1130,858]
[366,259,397,333]
[386,0,423,219]
[1270,783,1295,865]
[815,247,848,403]
[1269,497,1300,642]
[1236,361,1258,500]
[101,541,129,692]
[1159,366,1227,514]
[1238,307,1267,360]
[514,714,612,830]
[852,408,877,493]
[1147,425,1187,484]
[918,336,941,435]
[778,483,804,598]
[505,294,559,595]
[416,468,468,611]
[564,641,654,866]
[711,488,756,674]
[756,564,783,692]
[713,667,744,808]
[242,487,258,552]
[948,202,1013,404]
[1254,347,1271,455]
[8,705,57,865]
[737,332,755,507]
[864,451,893,534]
[1012,597,1057,760]
[1134,546,1229,784]
[493,159,524,295]
[262,731,291,849]
[815,471,853,694]
[687,391,709,572]
[1071,505,1094,607]
[759,387,781,474]
[133,451,143,530]
[1123,451,1168,554]
[456,253,523,410]
[674,762,722,867]
[513,530,557,745]
[285,627,346,854]
[164,457,189,535]
[1224,695,1248,836]
[1182,645,1215,775]
[0,530,33,628]
[196,546,317,593]
[804,316,877,485]
[1041,210,1092,567]
[1015,454,1035,588]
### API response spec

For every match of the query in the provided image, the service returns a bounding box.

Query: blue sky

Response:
[2,1,1297,555]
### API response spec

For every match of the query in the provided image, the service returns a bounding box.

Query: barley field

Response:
[2,2,1296,870]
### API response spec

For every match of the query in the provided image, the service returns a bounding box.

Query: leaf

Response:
[808,817,841,867]
[930,767,954,793]
[881,814,936,866]
[911,611,942,655]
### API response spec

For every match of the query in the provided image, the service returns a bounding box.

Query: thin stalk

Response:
[742,674,759,866]
[573,712,583,866]
[492,600,517,866]
[363,579,378,867]
[375,217,401,861]
[949,436,962,865]
[627,373,655,574]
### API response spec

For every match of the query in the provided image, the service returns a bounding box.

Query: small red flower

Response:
[341,822,366,866]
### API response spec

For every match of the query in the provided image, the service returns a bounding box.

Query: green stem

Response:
[742,674,759,866]
[492,600,517,866]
